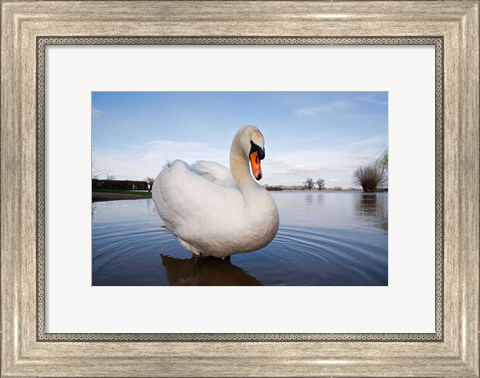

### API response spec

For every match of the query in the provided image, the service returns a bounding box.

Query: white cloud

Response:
[260,135,386,187]
[93,136,385,189]
[92,106,103,118]
[294,100,354,116]
[140,140,227,165]
[355,94,388,106]
[93,140,228,181]
[262,153,350,187]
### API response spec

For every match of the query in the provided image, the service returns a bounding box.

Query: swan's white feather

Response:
[190,160,237,189]
[153,160,246,255]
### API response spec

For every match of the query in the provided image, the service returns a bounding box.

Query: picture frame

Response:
[1,1,478,376]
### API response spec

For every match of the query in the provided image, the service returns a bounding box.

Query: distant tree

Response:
[91,156,98,179]
[145,177,155,192]
[91,154,102,179]
[354,162,387,192]
[378,149,388,171]
[106,174,115,180]
[375,148,388,188]
[304,178,314,190]
[316,178,325,190]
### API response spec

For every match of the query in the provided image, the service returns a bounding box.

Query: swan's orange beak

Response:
[249,151,263,181]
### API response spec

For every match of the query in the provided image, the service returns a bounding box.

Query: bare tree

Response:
[316,178,325,190]
[354,162,387,192]
[304,178,314,190]
[378,149,388,171]
[91,153,101,179]
[376,148,388,188]
[106,174,115,181]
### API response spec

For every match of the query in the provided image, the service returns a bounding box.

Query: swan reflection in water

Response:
[161,254,262,286]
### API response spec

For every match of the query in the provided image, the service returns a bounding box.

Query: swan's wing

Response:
[152,160,243,236]
[190,160,237,189]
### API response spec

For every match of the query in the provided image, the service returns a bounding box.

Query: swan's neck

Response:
[229,136,259,192]
[229,131,279,229]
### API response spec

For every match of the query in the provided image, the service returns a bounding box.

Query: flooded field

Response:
[92,191,388,286]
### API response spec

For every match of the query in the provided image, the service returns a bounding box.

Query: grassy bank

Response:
[93,189,152,196]
[92,189,152,202]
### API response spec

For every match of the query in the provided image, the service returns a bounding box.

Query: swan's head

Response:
[236,125,265,181]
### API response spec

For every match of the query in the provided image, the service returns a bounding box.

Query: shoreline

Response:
[92,192,152,202]
[92,189,387,203]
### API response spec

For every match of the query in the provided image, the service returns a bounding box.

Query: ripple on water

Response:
[232,226,387,286]
[92,194,388,286]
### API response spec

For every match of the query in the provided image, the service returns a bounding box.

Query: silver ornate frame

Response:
[2,1,478,376]
[36,36,444,343]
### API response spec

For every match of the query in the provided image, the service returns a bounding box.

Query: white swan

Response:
[152,125,279,258]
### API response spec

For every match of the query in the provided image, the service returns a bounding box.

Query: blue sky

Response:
[92,92,388,188]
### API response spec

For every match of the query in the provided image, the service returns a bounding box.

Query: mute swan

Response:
[152,125,279,258]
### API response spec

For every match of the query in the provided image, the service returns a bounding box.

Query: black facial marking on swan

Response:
[250,140,265,160]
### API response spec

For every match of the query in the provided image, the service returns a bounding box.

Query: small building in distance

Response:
[92,179,149,191]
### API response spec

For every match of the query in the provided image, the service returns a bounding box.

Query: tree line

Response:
[304,178,325,190]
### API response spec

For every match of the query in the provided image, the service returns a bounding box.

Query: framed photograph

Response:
[1,1,478,377]
[91,91,389,287]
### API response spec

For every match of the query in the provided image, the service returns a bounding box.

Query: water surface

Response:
[92,191,388,286]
